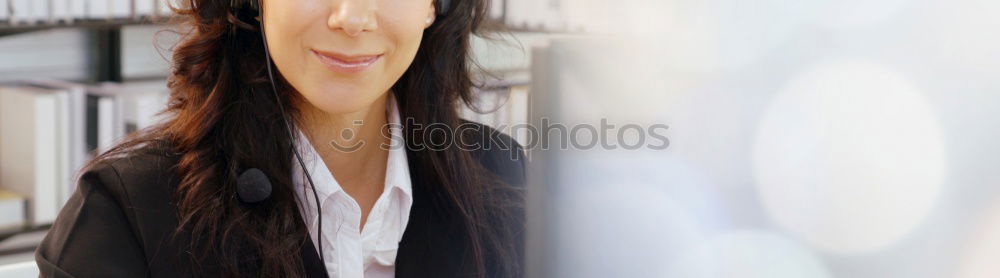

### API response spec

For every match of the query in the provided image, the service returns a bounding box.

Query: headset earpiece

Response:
[436,0,451,16]
[230,0,260,14]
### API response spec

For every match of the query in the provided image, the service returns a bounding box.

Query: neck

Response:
[295,93,390,191]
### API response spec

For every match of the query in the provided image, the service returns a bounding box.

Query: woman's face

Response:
[262,0,436,114]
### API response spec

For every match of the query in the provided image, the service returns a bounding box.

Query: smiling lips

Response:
[311,49,382,74]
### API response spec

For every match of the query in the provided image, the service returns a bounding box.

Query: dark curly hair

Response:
[86,0,523,276]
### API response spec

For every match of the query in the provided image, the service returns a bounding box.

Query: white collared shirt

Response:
[292,95,413,278]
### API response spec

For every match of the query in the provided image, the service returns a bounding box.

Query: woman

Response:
[34,0,525,277]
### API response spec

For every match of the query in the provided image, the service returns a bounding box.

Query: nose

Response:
[327,0,379,37]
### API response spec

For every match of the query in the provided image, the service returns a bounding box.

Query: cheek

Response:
[380,2,432,77]
[263,2,316,94]
[380,13,428,87]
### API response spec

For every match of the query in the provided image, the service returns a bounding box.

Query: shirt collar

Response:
[291,93,413,206]
[383,94,412,197]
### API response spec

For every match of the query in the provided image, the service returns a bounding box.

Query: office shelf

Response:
[0,17,175,37]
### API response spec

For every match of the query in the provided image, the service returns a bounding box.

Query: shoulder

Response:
[36,139,182,276]
[457,120,528,276]
[79,139,182,215]
[457,120,527,187]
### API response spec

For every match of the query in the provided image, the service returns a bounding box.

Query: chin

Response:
[302,84,383,115]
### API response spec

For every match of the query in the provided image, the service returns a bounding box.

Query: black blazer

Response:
[34,122,526,277]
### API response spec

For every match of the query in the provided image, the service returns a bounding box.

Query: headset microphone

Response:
[237,168,272,203]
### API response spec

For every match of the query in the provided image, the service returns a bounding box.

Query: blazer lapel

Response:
[300,234,331,278]
[394,155,473,277]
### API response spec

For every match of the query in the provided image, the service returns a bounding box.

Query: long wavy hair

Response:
[87,0,522,276]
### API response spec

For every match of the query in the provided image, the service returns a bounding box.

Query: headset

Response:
[228,0,452,266]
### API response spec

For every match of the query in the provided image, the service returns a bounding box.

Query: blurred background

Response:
[1,0,1000,277]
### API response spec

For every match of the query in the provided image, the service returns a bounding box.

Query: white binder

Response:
[0,0,9,22]
[10,0,31,24]
[88,0,110,19]
[70,0,85,20]
[136,0,155,18]
[109,0,129,19]
[50,0,72,23]
[0,86,66,226]
[31,0,48,23]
